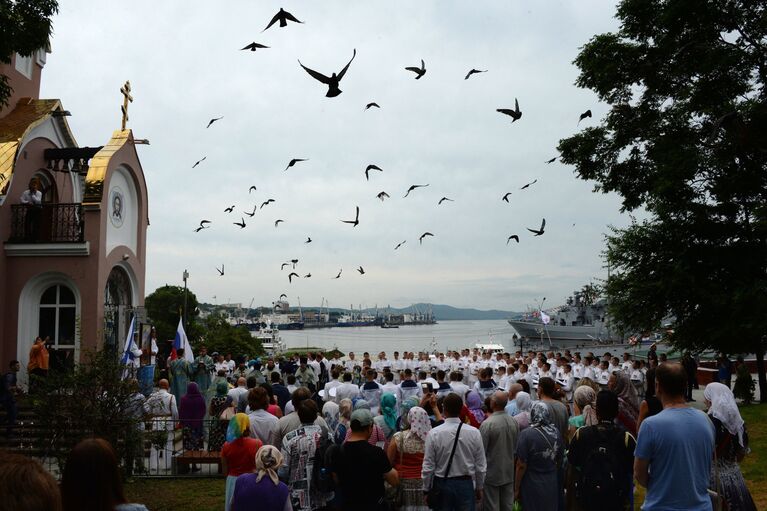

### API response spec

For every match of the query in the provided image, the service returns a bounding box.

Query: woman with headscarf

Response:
[344,399,387,446]
[387,406,431,511]
[179,382,206,460]
[209,381,234,451]
[568,385,598,433]
[322,400,341,443]
[515,402,565,511]
[335,398,353,444]
[231,445,292,511]
[465,390,486,425]
[373,393,398,446]
[396,396,421,431]
[512,391,533,431]
[704,382,756,511]
[608,371,639,435]
[222,413,263,511]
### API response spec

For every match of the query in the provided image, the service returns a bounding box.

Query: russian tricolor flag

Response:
[171,317,194,362]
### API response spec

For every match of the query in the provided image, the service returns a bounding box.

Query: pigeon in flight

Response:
[365,102,380,110]
[438,197,454,205]
[249,185,257,194]
[192,156,206,168]
[394,240,406,250]
[263,8,303,32]
[341,206,360,227]
[216,265,225,276]
[497,98,522,122]
[285,158,308,171]
[405,59,426,79]
[578,109,592,124]
[357,266,365,275]
[305,237,312,243]
[280,294,288,300]
[545,157,557,164]
[245,205,257,217]
[288,272,299,283]
[304,273,312,278]
[507,235,519,245]
[281,263,290,270]
[365,164,383,181]
[199,220,211,227]
[233,217,246,228]
[333,269,342,279]
[298,49,356,98]
[261,199,276,209]
[502,192,512,203]
[419,232,434,244]
[206,117,223,128]
[376,191,390,202]
[520,179,537,190]
[241,42,269,52]
[224,205,235,213]
[194,226,206,232]
[465,69,487,80]
[527,218,546,236]
[404,184,429,198]
[274,219,284,228]
[291,259,298,268]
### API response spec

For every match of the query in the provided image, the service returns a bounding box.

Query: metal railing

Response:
[8,203,85,243]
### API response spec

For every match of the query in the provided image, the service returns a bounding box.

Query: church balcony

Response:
[5,203,89,256]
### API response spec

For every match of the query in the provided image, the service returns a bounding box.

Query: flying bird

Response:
[365,164,382,181]
[305,237,312,243]
[507,235,519,245]
[465,69,487,80]
[438,197,454,205]
[404,184,429,198]
[298,49,356,97]
[419,232,434,244]
[260,199,276,209]
[241,42,269,52]
[502,192,512,203]
[206,117,223,128]
[545,157,557,164]
[527,218,546,236]
[285,158,308,171]
[578,109,592,124]
[192,156,206,168]
[365,102,380,110]
[394,240,406,250]
[288,272,299,283]
[263,8,302,32]
[291,259,298,268]
[199,220,211,227]
[233,217,246,228]
[333,269,342,279]
[376,191,390,202]
[274,219,284,227]
[224,205,235,213]
[357,266,365,275]
[281,263,290,270]
[249,185,257,194]
[304,273,312,278]
[244,205,257,217]
[216,265,224,276]
[497,98,522,122]
[279,294,287,300]
[405,59,426,79]
[520,179,537,190]
[341,206,360,227]
[194,226,205,232]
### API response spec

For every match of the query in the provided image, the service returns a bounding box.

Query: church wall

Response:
[0,55,44,119]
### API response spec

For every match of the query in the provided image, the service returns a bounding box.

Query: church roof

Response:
[83,129,134,205]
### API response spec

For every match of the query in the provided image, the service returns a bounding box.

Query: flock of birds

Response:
[188,7,594,284]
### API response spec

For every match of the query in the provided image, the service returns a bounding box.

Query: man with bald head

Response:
[144,379,178,472]
[480,391,519,511]
[505,383,523,416]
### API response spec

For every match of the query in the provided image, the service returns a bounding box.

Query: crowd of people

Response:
[0,346,758,511]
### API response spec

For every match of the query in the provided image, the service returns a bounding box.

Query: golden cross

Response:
[120,80,133,130]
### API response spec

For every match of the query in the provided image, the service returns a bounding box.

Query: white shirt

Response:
[622,361,634,372]
[422,418,487,491]
[335,382,361,402]
[248,409,279,444]
[308,359,322,376]
[381,382,400,403]
[323,379,342,402]
[144,389,178,419]
[583,366,596,381]
[630,369,645,383]
[215,361,229,374]
[572,363,584,378]
[20,189,42,205]
[449,381,471,401]
[344,359,358,372]
[228,385,248,403]
[226,360,236,374]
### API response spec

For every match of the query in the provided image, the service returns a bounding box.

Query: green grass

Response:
[738,404,767,510]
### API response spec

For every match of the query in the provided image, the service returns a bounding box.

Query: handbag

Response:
[426,423,463,509]
[385,434,405,507]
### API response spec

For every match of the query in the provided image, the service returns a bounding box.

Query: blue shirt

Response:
[635,407,715,510]
[504,401,518,416]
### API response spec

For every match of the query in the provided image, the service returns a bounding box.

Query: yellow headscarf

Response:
[226,413,250,442]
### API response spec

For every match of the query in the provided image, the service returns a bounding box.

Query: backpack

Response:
[312,426,336,493]
[574,425,628,510]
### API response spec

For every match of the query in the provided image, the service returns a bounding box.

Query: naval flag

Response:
[172,318,194,363]
[120,316,141,378]
[540,310,551,325]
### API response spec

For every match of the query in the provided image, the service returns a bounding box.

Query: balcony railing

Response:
[8,203,85,243]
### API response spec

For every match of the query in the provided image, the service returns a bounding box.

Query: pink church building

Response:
[0,48,149,380]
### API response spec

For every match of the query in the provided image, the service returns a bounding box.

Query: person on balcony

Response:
[20,177,42,241]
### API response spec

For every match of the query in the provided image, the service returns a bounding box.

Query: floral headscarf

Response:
[573,386,598,426]
[323,400,340,433]
[399,396,421,429]
[338,398,353,424]
[381,393,398,432]
[353,398,370,411]
[466,391,486,425]
[255,445,284,485]
[226,413,250,442]
[530,401,558,440]
[407,406,431,442]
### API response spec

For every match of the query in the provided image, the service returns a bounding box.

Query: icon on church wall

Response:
[109,187,125,227]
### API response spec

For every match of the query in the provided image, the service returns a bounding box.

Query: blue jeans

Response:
[433,477,475,511]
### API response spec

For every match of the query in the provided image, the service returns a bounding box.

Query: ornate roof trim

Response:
[83,129,133,205]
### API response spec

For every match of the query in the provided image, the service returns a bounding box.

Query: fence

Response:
[7,203,85,243]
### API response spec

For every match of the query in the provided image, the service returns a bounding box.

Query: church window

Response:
[39,284,77,350]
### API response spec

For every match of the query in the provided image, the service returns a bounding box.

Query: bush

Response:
[733,364,756,405]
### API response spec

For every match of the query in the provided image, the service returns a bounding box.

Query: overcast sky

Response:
[42,1,629,311]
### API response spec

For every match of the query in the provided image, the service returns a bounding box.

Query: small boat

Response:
[381,323,399,329]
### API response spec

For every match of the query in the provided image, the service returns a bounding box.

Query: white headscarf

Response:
[407,406,431,442]
[704,382,745,446]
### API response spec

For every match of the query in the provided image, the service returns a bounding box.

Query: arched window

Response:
[32,170,57,203]
[38,284,77,352]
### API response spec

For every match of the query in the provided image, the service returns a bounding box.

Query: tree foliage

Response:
[198,312,263,359]
[144,285,203,343]
[558,0,767,392]
[0,0,58,107]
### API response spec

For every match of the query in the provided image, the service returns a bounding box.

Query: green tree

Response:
[0,0,58,108]
[145,285,203,343]
[558,0,767,400]
[198,312,263,359]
